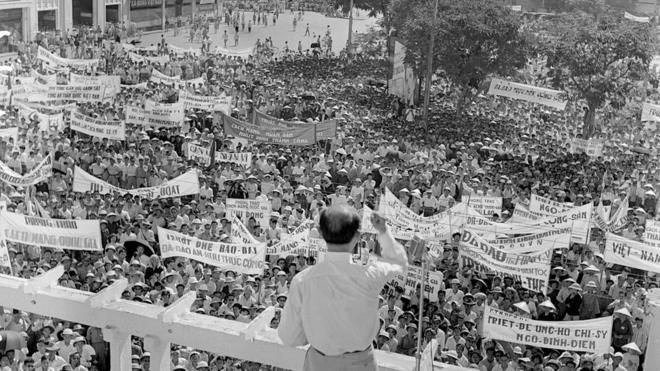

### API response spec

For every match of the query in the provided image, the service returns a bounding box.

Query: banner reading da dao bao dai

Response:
[225,198,271,227]
[158,228,266,275]
[483,306,612,353]
[70,110,126,141]
[604,232,660,274]
[488,78,568,110]
[386,266,444,301]
[461,196,502,216]
[459,229,551,293]
[72,166,200,199]
[222,114,316,146]
[1,211,102,251]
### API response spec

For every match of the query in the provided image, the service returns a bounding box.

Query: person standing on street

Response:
[278,206,408,371]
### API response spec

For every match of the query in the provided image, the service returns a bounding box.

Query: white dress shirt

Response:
[278,230,407,356]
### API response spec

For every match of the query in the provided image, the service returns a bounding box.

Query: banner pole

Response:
[415,257,426,371]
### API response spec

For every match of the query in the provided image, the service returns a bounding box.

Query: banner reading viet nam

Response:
[225,198,272,227]
[215,152,252,167]
[488,78,567,110]
[0,211,102,251]
[386,265,443,301]
[641,102,660,122]
[223,114,316,146]
[180,91,232,113]
[158,227,266,274]
[487,227,572,253]
[461,196,502,216]
[70,110,126,140]
[604,232,660,274]
[253,110,338,140]
[72,166,200,199]
[126,101,184,128]
[0,155,52,187]
[459,229,551,293]
[70,73,121,98]
[37,46,100,69]
[187,143,212,166]
[529,194,574,217]
[483,306,612,353]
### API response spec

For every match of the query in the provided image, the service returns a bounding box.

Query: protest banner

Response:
[70,73,120,98]
[461,195,502,216]
[378,189,455,240]
[158,227,266,275]
[569,138,604,157]
[37,85,105,103]
[0,88,10,106]
[70,110,125,140]
[213,46,253,58]
[72,166,200,199]
[0,127,18,144]
[510,5,522,11]
[187,143,212,166]
[253,110,337,140]
[529,194,574,217]
[0,155,52,187]
[225,198,272,227]
[508,203,539,224]
[180,91,232,113]
[642,102,660,122]
[361,205,416,240]
[230,216,260,245]
[150,69,181,85]
[127,101,185,128]
[128,52,169,65]
[604,232,660,274]
[168,44,201,56]
[644,220,660,248]
[483,306,612,353]
[459,229,551,293]
[624,12,649,23]
[222,114,317,146]
[266,224,310,256]
[30,70,57,85]
[487,227,572,254]
[0,230,10,272]
[386,265,443,301]
[0,211,102,251]
[214,152,252,167]
[37,46,100,69]
[488,78,568,110]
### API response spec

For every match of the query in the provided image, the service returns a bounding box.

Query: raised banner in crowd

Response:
[461,195,502,216]
[253,110,338,140]
[70,110,126,140]
[644,220,660,248]
[225,198,272,227]
[214,152,252,167]
[187,143,212,166]
[230,216,260,245]
[266,224,312,256]
[37,46,100,69]
[212,46,253,58]
[158,227,266,275]
[641,102,660,122]
[488,78,568,110]
[15,101,65,132]
[529,194,574,217]
[72,166,200,199]
[128,52,169,65]
[0,89,10,106]
[386,265,444,301]
[126,101,185,128]
[389,41,416,105]
[70,73,121,98]
[624,11,650,23]
[0,127,18,144]
[222,113,317,146]
[459,229,551,293]
[0,211,102,251]
[0,230,10,271]
[180,91,232,113]
[483,306,612,353]
[487,227,572,254]
[42,85,105,103]
[569,138,604,157]
[361,205,416,240]
[378,189,453,239]
[0,155,52,187]
[604,232,660,274]
[150,69,181,85]
[508,203,539,223]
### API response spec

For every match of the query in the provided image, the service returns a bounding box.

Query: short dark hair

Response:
[319,205,360,244]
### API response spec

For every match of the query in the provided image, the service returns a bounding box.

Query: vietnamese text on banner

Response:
[488,78,567,110]
[222,113,317,146]
[483,305,612,353]
[1,211,102,251]
[604,232,660,274]
[70,110,126,141]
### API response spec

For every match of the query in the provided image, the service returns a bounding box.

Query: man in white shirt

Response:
[278,206,407,371]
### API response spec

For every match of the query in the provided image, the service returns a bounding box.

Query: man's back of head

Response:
[319,205,360,251]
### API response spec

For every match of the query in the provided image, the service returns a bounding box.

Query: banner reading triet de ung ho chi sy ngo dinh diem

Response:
[483,306,612,354]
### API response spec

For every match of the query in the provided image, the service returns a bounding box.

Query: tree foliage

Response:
[390,0,529,112]
[544,9,652,138]
[333,0,393,31]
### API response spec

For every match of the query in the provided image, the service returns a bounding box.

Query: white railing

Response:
[0,266,469,371]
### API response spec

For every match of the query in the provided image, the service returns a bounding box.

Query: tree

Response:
[544,9,652,138]
[391,0,529,113]
[333,0,393,32]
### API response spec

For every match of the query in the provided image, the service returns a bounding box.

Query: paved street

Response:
[140,11,378,55]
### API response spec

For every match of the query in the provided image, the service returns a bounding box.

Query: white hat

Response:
[513,301,530,314]
[615,308,632,317]
[539,300,556,311]
[622,342,641,354]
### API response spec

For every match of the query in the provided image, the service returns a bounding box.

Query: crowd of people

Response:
[0,9,657,371]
